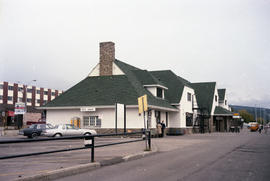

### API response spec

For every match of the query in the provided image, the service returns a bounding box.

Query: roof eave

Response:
[144,84,168,90]
[38,104,178,112]
[214,114,233,116]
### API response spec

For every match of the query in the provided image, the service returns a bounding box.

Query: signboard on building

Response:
[14,102,26,115]
[8,111,15,117]
[233,113,241,119]
[80,107,96,112]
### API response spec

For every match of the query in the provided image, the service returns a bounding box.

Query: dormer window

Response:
[157,88,163,98]
[144,85,167,99]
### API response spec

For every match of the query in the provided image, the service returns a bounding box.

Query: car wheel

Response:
[31,132,38,139]
[54,133,62,137]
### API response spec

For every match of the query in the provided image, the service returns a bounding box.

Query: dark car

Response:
[19,124,54,138]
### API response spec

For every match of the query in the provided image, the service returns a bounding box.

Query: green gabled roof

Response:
[177,76,193,89]
[44,75,139,107]
[131,70,166,87]
[114,60,176,110]
[45,60,176,110]
[218,89,226,101]
[191,82,216,114]
[150,70,187,103]
[214,106,233,116]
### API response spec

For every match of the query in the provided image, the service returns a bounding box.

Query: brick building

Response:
[0,81,63,129]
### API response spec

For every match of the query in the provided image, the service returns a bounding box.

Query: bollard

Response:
[148,130,151,150]
[91,137,95,162]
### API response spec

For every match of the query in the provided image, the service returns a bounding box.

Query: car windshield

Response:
[46,124,54,129]
[66,124,79,130]
[29,125,36,129]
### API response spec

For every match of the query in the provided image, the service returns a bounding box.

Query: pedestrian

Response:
[157,122,162,137]
[258,124,263,134]
[161,120,166,137]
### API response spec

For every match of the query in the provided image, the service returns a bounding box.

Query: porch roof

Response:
[214,106,233,116]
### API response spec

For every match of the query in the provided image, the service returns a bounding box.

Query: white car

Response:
[42,124,97,137]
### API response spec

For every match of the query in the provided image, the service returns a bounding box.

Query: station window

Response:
[36,90,40,94]
[187,92,191,102]
[83,116,101,127]
[27,89,32,93]
[0,84,3,89]
[215,95,218,102]
[51,92,55,96]
[27,98,32,103]
[0,95,2,100]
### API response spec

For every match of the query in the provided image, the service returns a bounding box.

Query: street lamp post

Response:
[23,80,37,106]
[22,80,37,126]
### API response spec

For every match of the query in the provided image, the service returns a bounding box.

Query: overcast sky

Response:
[0,0,270,108]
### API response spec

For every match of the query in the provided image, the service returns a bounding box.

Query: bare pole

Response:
[142,97,148,150]
[255,104,257,122]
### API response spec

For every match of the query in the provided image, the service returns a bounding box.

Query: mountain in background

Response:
[230,105,270,122]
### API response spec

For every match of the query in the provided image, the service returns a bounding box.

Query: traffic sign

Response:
[138,95,148,113]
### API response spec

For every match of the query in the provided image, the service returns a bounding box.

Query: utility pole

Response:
[260,105,262,125]
[255,104,257,122]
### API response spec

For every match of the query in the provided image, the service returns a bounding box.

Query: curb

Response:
[14,145,158,181]
[123,148,158,162]
[14,162,100,181]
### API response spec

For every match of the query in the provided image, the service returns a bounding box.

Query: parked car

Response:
[42,124,97,137]
[19,124,54,138]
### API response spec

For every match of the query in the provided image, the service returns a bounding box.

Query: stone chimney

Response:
[100,42,115,76]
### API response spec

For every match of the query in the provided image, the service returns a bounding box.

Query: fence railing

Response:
[0,130,151,162]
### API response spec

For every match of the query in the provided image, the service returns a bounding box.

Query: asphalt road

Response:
[56,131,270,181]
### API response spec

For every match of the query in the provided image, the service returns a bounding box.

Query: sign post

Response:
[15,102,26,129]
[138,95,149,150]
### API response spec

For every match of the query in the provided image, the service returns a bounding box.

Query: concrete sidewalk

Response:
[0,135,213,181]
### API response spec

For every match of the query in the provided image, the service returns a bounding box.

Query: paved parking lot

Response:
[0,137,146,181]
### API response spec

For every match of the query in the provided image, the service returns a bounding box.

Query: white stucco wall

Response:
[88,62,124,77]
[46,107,148,129]
[46,109,82,126]
[169,109,180,127]
[146,87,156,97]
[149,110,156,128]
[220,93,230,110]
[211,85,219,115]
[179,86,197,128]
[46,107,176,130]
